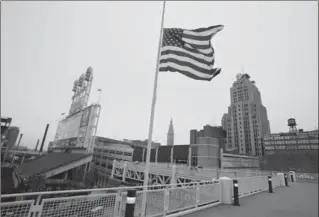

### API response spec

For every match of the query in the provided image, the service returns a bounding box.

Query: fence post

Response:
[233,179,240,206]
[195,183,200,207]
[113,192,122,217]
[268,176,273,193]
[163,188,170,216]
[125,189,137,217]
[122,161,128,182]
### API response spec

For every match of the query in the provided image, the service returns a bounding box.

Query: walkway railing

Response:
[1,181,220,217]
[0,174,286,217]
[294,172,318,183]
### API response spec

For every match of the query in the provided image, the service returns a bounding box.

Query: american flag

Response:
[159,25,224,81]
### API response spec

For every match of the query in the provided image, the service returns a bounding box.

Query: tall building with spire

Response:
[167,119,174,146]
[222,73,270,156]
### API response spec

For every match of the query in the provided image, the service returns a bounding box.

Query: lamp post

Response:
[97,89,102,105]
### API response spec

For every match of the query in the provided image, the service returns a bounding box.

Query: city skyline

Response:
[2,1,318,149]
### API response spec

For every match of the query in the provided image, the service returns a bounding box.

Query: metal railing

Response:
[294,172,318,183]
[0,174,287,217]
[1,181,221,217]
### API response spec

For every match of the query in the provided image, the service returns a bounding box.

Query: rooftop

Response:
[16,152,91,178]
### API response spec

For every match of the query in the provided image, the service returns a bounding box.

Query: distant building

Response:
[263,130,319,154]
[189,125,226,151]
[190,129,198,144]
[3,126,19,151]
[132,143,220,169]
[261,122,318,173]
[92,137,134,187]
[222,73,270,156]
[167,119,174,146]
[48,142,54,152]
[123,139,161,149]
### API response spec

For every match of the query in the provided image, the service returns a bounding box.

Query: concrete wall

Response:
[195,144,219,168]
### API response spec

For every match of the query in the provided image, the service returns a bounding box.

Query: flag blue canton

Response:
[159,25,224,81]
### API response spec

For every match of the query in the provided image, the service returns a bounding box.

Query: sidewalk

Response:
[185,182,318,217]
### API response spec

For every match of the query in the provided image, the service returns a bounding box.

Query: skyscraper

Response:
[222,73,270,156]
[167,119,174,146]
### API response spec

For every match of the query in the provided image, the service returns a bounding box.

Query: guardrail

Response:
[1,181,220,217]
[235,175,282,198]
[0,174,286,217]
[295,172,318,183]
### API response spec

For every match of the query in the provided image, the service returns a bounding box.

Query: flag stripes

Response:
[159,25,223,81]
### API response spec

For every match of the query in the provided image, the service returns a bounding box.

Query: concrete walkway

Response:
[185,182,318,217]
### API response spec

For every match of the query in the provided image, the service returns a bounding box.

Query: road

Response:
[185,182,318,217]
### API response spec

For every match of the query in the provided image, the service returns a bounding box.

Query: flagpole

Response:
[141,1,166,216]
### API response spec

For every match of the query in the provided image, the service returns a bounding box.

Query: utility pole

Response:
[39,124,49,152]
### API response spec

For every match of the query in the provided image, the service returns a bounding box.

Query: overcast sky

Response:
[2,1,318,149]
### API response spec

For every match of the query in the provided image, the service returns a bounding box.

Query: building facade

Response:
[189,125,226,151]
[222,73,270,156]
[123,139,161,149]
[92,137,134,187]
[261,129,318,173]
[263,130,319,153]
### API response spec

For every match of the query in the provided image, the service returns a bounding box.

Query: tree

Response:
[27,174,46,192]
[84,168,97,188]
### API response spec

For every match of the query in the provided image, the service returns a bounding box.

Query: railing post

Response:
[111,160,116,178]
[233,179,240,206]
[170,146,174,164]
[220,148,224,170]
[268,176,273,193]
[125,189,137,217]
[195,183,200,207]
[163,188,170,216]
[188,146,192,169]
[155,148,158,164]
[30,195,43,216]
[113,192,122,217]
[122,161,128,182]
[170,164,177,187]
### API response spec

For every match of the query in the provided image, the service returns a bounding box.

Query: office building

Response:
[189,125,226,151]
[92,137,134,187]
[263,129,318,153]
[222,73,270,156]
[261,120,318,173]
[123,139,161,149]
